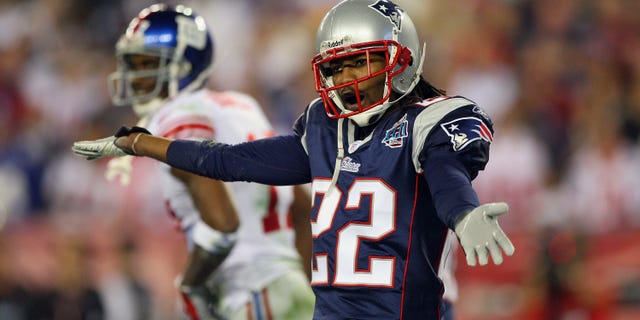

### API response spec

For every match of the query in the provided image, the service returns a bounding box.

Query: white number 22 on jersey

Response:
[311,178,397,287]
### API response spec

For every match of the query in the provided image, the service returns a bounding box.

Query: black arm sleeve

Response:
[166,134,312,185]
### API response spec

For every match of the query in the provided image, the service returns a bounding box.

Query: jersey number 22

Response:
[311,178,397,287]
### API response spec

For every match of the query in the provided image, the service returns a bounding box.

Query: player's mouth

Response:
[341,91,365,111]
[132,81,155,95]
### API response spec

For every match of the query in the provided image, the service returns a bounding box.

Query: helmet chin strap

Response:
[327,118,345,197]
[348,101,391,126]
[133,97,164,119]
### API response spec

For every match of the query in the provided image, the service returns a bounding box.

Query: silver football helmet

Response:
[312,0,425,126]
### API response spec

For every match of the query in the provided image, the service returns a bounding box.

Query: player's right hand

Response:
[72,126,151,160]
[72,135,129,160]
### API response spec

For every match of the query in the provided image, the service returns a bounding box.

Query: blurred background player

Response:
[103,4,314,319]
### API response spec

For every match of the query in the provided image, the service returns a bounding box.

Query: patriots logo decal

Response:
[369,1,402,30]
[441,117,493,151]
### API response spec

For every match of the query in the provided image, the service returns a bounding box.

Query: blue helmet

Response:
[108,4,213,116]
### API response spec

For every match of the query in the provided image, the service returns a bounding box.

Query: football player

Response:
[95,4,314,320]
[74,1,514,319]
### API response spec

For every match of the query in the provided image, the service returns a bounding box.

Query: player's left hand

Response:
[454,202,515,266]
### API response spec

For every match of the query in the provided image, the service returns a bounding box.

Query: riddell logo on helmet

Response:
[326,40,344,48]
[321,39,345,52]
[320,36,353,54]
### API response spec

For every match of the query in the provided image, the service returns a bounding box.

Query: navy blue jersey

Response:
[294,96,491,319]
[166,95,494,320]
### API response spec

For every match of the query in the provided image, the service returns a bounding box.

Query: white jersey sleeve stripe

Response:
[300,98,322,155]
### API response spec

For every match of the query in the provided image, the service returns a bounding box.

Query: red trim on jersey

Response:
[435,231,447,319]
[262,186,281,233]
[400,174,421,320]
[179,291,201,320]
[162,124,214,139]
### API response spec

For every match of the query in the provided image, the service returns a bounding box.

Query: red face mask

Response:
[312,40,412,119]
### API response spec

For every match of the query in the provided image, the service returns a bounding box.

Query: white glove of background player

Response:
[178,284,226,320]
[454,202,515,266]
[105,156,134,186]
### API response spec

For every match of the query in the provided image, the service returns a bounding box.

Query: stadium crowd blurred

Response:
[1,0,639,319]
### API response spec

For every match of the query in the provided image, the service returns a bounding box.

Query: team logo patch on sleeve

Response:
[440,117,493,151]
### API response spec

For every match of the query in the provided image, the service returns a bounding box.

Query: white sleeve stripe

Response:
[300,98,322,155]
[411,97,474,172]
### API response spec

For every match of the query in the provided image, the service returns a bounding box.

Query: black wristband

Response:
[114,126,151,137]
[112,126,152,155]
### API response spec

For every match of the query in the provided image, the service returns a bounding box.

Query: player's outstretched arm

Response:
[74,125,312,186]
[454,202,515,266]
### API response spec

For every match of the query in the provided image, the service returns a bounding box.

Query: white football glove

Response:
[105,156,134,186]
[454,202,515,266]
[72,126,151,160]
[71,135,129,160]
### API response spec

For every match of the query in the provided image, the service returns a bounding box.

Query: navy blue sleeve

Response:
[166,134,311,185]
[420,105,493,229]
[422,146,480,229]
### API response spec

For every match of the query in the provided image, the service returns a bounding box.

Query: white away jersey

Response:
[146,89,301,305]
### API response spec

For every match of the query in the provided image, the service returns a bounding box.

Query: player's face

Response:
[329,53,386,111]
[125,54,165,96]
